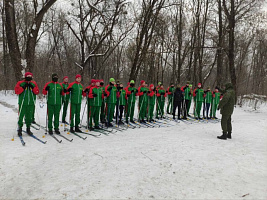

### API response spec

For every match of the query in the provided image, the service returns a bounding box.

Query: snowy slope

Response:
[0,92,266,199]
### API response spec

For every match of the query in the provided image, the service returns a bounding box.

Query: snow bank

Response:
[0,92,266,199]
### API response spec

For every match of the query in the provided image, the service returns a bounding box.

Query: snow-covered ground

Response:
[0,91,266,199]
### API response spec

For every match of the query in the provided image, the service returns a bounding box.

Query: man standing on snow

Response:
[61,76,69,124]
[217,83,235,140]
[173,85,184,120]
[15,72,40,136]
[210,87,222,119]
[147,84,156,122]
[43,73,64,135]
[67,74,84,133]
[181,81,192,117]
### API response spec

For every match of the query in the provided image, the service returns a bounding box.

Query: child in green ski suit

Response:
[125,80,138,123]
[193,83,204,119]
[118,83,127,124]
[181,81,192,116]
[61,76,70,123]
[204,87,212,119]
[148,84,156,122]
[43,73,64,135]
[15,72,40,136]
[156,84,167,118]
[137,80,149,122]
[88,80,104,130]
[67,74,84,133]
[167,83,175,114]
[210,87,222,119]
[105,78,117,127]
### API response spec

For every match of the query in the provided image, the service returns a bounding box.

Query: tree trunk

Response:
[4,0,22,81]
[217,0,223,88]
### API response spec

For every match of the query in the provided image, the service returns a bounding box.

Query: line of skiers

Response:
[15,72,224,137]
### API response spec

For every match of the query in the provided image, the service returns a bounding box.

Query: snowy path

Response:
[0,93,266,199]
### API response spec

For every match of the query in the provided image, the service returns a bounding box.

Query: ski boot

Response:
[75,126,83,133]
[70,127,75,133]
[227,132,232,139]
[94,126,100,129]
[26,127,33,136]
[55,129,60,135]
[17,127,22,137]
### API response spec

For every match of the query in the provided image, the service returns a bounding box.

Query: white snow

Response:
[0,91,266,199]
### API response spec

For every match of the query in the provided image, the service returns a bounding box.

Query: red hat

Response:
[91,79,96,83]
[75,74,81,79]
[149,84,154,89]
[100,79,104,82]
[198,83,202,87]
[127,82,130,85]
[25,72,33,77]
[63,76,68,80]
[140,80,145,85]
[95,79,100,83]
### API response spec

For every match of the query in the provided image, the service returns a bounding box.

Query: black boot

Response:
[173,116,175,120]
[54,129,60,135]
[94,126,100,129]
[70,127,75,133]
[17,127,22,137]
[227,132,232,139]
[107,122,113,127]
[118,120,124,125]
[48,130,53,135]
[217,132,227,140]
[89,127,94,131]
[26,127,33,136]
[75,126,82,133]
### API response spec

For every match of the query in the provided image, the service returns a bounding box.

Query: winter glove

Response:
[45,86,50,91]
[153,88,156,91]
[131,90,135,93]
[68,88,73,92]
[127,94,130,97]
[84,88,89,93]
[195,90,198,94]
[104,92,107,97]
[161,92,165,96]
[107,87,112,91]
[93,93,97,97]
[217,107,220,110]
[143,91,147,94]
[64,89,67,93]
[148,91,151,94]
[28,83,34,89]
[21,83,28,90]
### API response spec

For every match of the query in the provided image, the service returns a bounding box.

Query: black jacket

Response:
[173,88,184,102]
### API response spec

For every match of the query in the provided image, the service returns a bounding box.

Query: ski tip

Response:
[44,141,47,144]
[70,139,73,142]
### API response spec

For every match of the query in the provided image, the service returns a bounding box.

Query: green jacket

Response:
[67,81,84,104]
[119,89,127,106]
[61,82,70,102]
[105,85,117,104]
[204,91,212,104]
[182,86,192,100]
[213,91,221,105]
[218,83,235,115]
[126,87,137,103]
[193,88,204,102]
[15,80,40,106]
[89,86,103,107]
[42,82,63,105]
[138,86,149,104]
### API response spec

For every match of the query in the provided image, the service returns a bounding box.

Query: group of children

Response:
[15,72,222,136]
